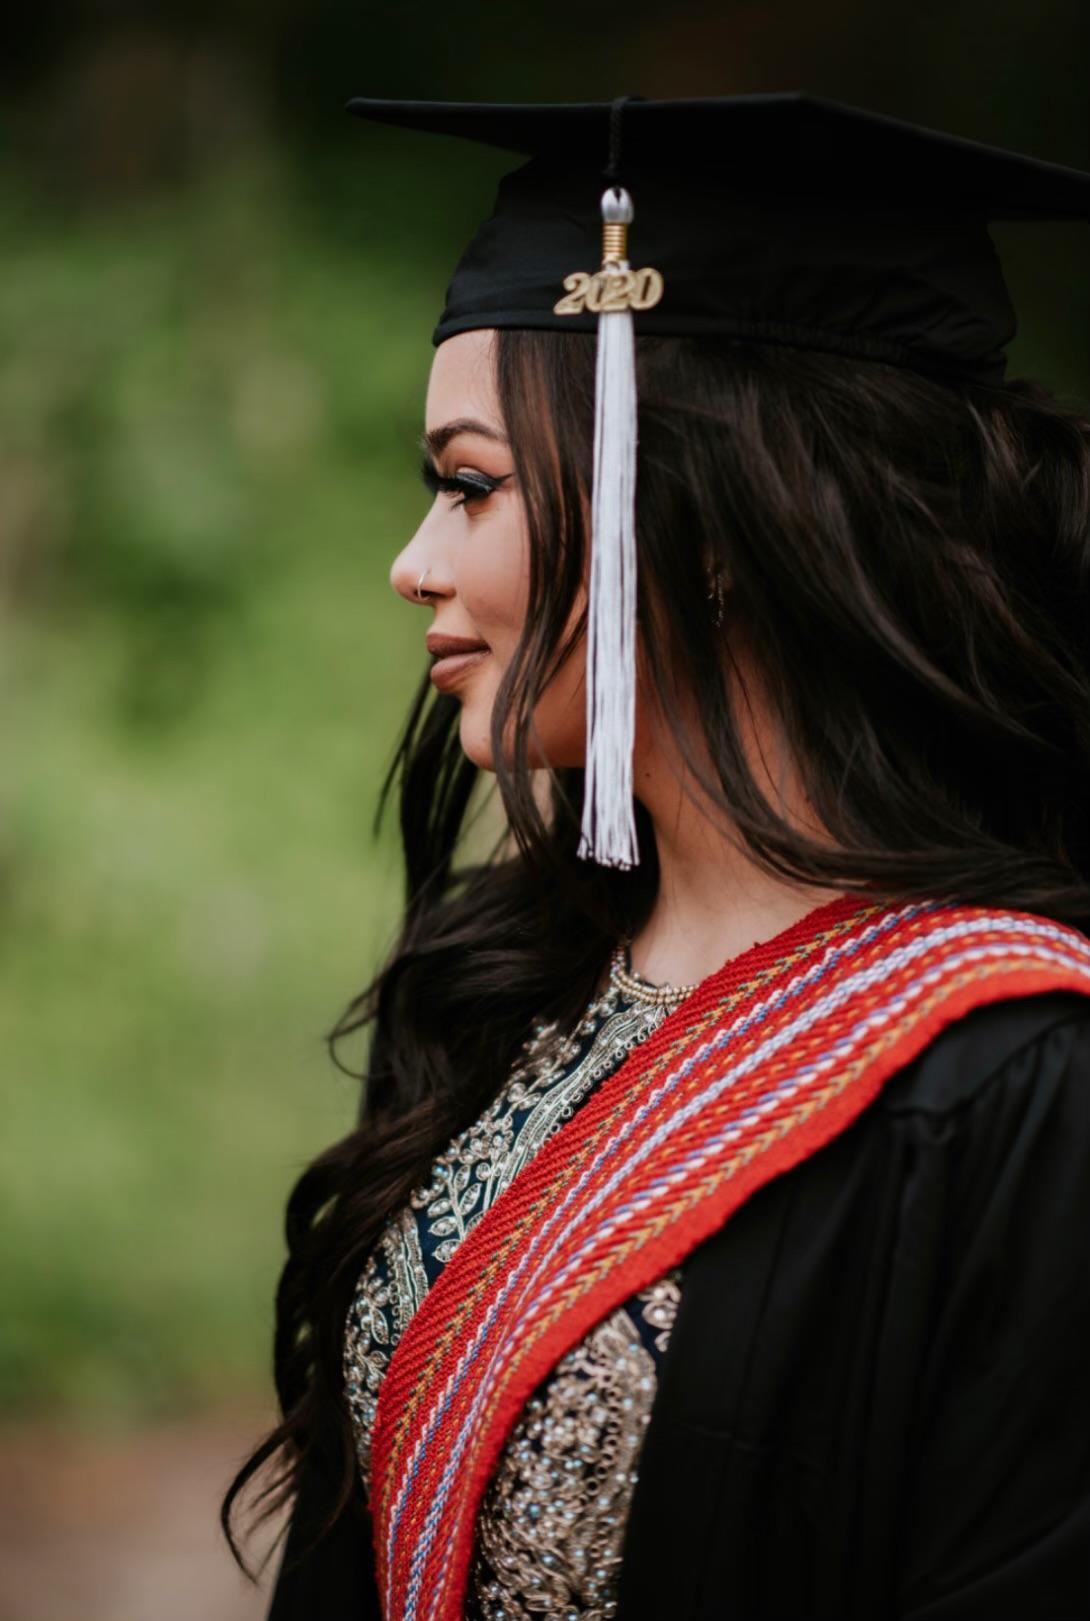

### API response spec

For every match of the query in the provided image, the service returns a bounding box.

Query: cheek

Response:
[455,518,530,654]
[452,501,589,772]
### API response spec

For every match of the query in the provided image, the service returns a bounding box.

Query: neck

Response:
[628,659,844,990]
[631,790,843,989]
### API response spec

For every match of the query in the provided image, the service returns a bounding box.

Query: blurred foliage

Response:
[0,3,1085,1425]
[0,146,505,1421]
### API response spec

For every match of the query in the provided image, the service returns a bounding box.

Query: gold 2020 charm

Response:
[553,266,664,316]
[553,184,664,317]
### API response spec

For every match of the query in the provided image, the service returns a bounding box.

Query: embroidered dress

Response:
[343,953,689,1619]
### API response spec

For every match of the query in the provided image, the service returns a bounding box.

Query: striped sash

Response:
[368,895,1090,1621]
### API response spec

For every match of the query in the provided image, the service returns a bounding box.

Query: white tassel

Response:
[578,231,640,870]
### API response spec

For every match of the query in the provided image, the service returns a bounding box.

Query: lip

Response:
[425,633,491,658]
[429,648,490,691]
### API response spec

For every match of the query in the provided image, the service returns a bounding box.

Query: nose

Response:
[389,535,453,607]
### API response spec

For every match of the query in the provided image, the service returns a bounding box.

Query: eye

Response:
[419,457,512,510]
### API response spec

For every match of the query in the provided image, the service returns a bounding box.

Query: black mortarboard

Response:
[346,93,1090,868]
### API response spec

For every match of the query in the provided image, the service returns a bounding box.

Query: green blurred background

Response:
[0,0,1086,1568]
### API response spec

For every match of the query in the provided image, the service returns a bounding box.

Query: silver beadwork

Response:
[608,943,699,1006]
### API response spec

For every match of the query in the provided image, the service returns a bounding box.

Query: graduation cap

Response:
[346,92,1090,870]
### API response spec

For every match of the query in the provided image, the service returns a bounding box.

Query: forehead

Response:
[425,328,500,429]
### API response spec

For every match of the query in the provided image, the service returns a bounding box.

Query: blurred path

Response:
[0,1410,289,1621]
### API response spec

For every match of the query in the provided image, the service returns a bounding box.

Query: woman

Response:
[222,96,1090,1618]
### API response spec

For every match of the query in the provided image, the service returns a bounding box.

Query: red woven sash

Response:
[368,895,1090,1621]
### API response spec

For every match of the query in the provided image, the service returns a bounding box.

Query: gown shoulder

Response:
[618,985,1090,1620]
[876,985,1090,1118]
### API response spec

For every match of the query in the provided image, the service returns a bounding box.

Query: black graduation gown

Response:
[266,989,1090,1621]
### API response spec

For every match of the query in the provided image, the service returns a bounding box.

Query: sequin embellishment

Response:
[343,969,685,1616]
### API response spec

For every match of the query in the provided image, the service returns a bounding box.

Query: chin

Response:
[456,693,586,774]
[458,708,498,773]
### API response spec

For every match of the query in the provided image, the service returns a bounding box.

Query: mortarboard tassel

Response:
[552,96,663,869]
[579,184,640,869]
[554,182,665,869]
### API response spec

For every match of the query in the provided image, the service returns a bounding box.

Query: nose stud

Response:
[415,567,432,601]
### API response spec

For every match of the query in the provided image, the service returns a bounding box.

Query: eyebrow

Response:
[419,417,509,459]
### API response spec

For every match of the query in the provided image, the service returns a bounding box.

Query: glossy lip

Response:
[429,649,490,692]
[425,632,490,658]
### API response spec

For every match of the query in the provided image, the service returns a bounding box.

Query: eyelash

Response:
[419,457,510,509]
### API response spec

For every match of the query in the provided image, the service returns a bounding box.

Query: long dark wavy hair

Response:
[220,327,1090,1581]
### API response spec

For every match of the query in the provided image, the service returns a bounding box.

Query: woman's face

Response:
[390,327,587,771]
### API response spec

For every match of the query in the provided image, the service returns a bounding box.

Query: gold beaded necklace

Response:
[607,940,701,1008]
